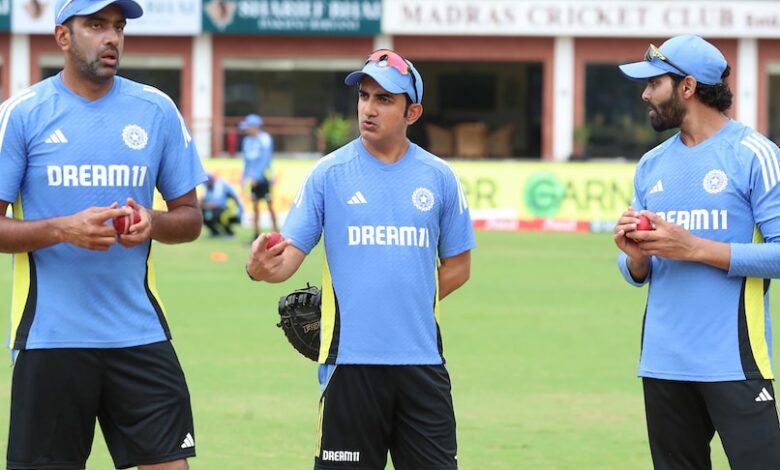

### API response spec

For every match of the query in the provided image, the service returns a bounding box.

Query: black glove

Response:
[277,283,321,361]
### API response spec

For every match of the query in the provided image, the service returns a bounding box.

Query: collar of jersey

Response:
[355,138,416,172]
[669,118,736,155]
[54,72,120,106]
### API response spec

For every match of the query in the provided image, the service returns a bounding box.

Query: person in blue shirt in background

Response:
[615,35,780,469]
[201,173,244,238]
[240,113,278,239]
[0,0,205,467]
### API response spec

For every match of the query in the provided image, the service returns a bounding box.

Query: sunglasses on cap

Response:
[644,44,691,78]
[365,49,419,103]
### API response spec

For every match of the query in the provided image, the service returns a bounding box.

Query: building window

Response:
[412,61,542,159]
[768,62,780,145]
[583,63,674,159]
[222,57,361,155]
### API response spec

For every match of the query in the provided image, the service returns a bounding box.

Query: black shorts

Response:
[250,180,272,201]
[7,341,195,470]
[643,377,780,469]
[315,365,457,470]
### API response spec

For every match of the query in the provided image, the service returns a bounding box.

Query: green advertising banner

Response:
[194,159,637,233]
[452,160,636,232]
[203,0,381,35]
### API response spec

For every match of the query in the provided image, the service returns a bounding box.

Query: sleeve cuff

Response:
[618,252,649,286]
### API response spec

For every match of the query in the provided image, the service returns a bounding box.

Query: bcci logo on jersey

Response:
[412,187,435,212]
[703,169,728,194]
[122,125,148,150]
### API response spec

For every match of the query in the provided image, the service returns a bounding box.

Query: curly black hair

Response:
[670,65,733,112]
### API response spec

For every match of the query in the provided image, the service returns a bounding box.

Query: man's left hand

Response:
[626,211,698,261]
[116,198,152,248]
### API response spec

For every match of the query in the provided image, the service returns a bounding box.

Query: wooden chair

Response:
[488,124,514,158]
[424,123,455,157]
[454,122,488,158]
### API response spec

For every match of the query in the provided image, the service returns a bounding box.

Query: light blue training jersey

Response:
[242,132,273,183]
[618,119,780,381]
[203,178,243,216]
[0,74,207,350]
[284,138,475,365]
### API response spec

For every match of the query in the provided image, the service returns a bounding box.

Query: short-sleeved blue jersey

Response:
[619,119,780,381]
[0,74,206,350]
[283,139,475,365]
[242,132,273,183]
[203,178,242,215]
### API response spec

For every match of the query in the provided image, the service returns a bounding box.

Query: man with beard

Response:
[0,0,206,468]
[614,34,780,468]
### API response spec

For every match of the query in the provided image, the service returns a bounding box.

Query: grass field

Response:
[0,230,760,468]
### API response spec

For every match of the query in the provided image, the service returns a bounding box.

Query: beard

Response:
[69,38,119,84]
[649,90,686,132]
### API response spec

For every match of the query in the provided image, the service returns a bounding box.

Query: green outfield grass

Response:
[0,231,760,468]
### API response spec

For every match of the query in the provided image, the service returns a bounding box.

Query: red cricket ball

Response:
[113,207,141,234]
[266,232,283,249]
[636,214,654,231]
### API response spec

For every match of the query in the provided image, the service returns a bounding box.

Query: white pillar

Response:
[10,34,30,96]
[553,36,575,162]
[736,38,758,129]
[373,34,393,51]
[192,33,213,159]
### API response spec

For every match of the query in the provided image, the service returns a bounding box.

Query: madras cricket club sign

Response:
[383,0,780,38]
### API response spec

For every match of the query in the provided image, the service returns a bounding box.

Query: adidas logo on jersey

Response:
[181,432,195,449]
[45,129,68,144]
[347,191,367,205]
[649,180,664,194]
[756,387,774,402]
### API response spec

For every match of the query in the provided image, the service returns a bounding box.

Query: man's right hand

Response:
[59,204,129,251]
[614,208,648,259]
[614,207,651,281]
[246,232,293,281]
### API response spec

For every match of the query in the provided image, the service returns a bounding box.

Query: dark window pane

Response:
[769,72,780,144]
[583,63,674,159]
[413,61,542,158]
[223,69,357,153]
[439,73,496,111]
[120,68,181,105]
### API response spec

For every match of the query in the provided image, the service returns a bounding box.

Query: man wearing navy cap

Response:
[0,0,205,468]
[246,50,475,469]
[614,35,780,468]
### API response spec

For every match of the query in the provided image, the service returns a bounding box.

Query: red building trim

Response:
[0,34,9,100]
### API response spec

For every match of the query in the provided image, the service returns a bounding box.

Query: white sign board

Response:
[383,0,780,38]
[12,0,201,35]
